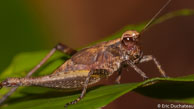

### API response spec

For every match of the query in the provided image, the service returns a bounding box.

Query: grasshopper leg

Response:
[139,55,167,77]
[65,70,94,107]
[0,43,77,105]
[56,43,77,56]
[115,69,122,84]
[127,61,149,80]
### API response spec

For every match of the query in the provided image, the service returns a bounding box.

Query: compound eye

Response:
[122,37,134,46]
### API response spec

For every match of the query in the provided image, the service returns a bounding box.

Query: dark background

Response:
[0,0,194,109]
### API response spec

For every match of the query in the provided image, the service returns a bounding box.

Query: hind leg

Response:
[0,43,77,104]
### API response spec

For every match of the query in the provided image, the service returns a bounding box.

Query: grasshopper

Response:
[0,0,171,107]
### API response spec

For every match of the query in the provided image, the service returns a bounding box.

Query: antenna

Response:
[140,0,172,34]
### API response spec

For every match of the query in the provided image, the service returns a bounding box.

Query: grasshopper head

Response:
[121,30,140,48]
[121,30,142,63]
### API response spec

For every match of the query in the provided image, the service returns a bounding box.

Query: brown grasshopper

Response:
[0,0,171,107]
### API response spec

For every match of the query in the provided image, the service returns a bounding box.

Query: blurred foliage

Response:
[0,9,194,109]
[0,1,48,72]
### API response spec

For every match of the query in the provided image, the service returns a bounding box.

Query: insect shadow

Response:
[135,81,194,100]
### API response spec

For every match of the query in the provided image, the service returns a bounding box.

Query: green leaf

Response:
[2,76,194,109]
[1,9,194,109]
